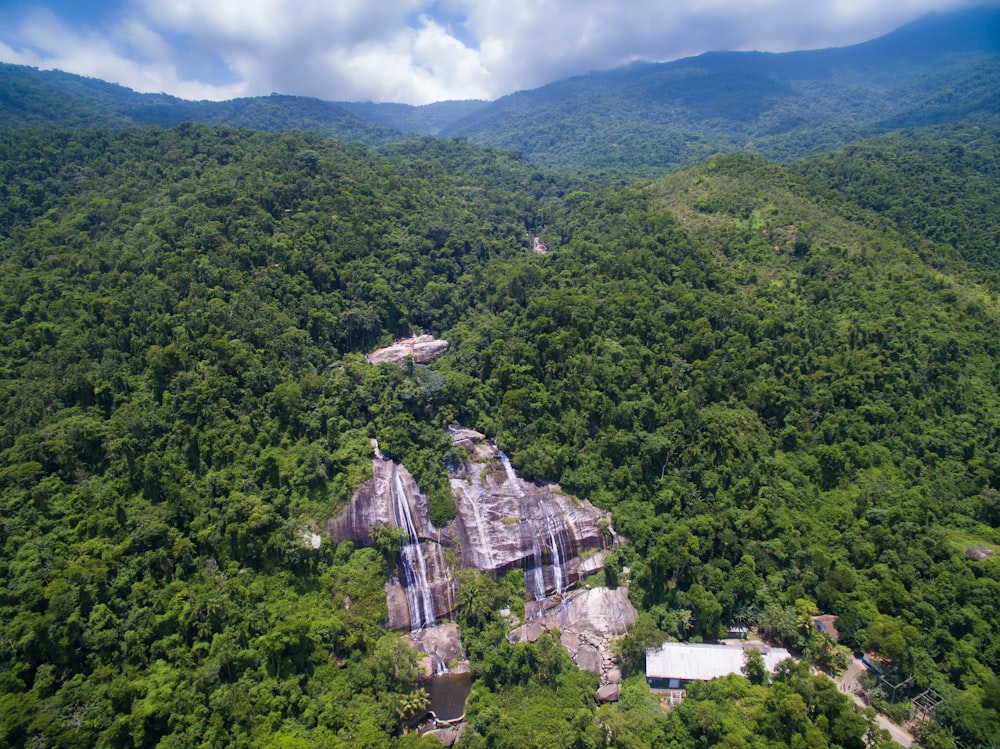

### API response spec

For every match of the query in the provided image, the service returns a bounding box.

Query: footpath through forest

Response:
[834,656,915,747]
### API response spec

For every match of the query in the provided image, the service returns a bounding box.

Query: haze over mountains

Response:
[3,5,999,171]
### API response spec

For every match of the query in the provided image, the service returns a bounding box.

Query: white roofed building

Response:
[645,642,792,690]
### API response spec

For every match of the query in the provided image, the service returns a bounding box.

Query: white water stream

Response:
[391,469,437,630]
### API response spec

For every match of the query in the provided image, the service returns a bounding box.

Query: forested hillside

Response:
[435,7,1000,171]
[0,65,403,144]
[3,6,1000,177]
[0,121,998,748]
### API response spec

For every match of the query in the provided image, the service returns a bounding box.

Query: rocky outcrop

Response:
[509,587,637,688]
[408,622,468,676]
[327,429,619,631]
[447,428,612,599]
[424,725,464,747]
[366,335,448,366]
[327,443,457,631]
[597,684,621,703]
[966,545,995,561]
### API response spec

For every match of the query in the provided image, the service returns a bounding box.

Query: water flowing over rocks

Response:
[366,334,449,366]
[327,442,457,632]
[327,428,621,634]
[408,622,469,676]
[447,427,613,599]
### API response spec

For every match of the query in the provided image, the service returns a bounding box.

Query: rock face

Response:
[966,545,995,561]
[597,684,621,703]
[366,335,449,366]
[327,429,618,631]
[447,427,612,599]
[327,443,457,632]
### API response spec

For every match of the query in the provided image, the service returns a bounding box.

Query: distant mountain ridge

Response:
[432,5,1000,169]
[2,4,999,170]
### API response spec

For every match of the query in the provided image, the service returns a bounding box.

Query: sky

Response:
[0,0,991,105]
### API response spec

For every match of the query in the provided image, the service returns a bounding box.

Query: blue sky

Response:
[0,0,991,104]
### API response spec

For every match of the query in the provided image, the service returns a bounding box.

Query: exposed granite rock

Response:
[966,545,995,561]
[597,684,621,703]
[386,541,457,631]
[328,443,457,630]
[447,425,485,451]
[409,622,468,676]
[448,430,612,598]
[509,587,637,686]
[574,645,602,673]
[424,725,463,747]
[367,335,448,366]
[328,429,620,631]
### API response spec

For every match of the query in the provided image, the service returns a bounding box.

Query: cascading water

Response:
[544,513,569,595]
[391,468,437,630]
[498,450,523,497]
[521,519,547,600]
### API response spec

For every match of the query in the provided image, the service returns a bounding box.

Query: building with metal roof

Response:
[645,642,792,689]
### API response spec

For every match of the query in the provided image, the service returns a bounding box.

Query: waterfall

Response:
[544,513,568,595]
[498,450,523,497]
[391,468,437,630]
[521,519,547,600]
[431,654,449,675]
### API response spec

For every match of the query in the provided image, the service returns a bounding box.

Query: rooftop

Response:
[646,642,792,682]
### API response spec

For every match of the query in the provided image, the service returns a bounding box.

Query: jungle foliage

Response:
[0,120,998,747]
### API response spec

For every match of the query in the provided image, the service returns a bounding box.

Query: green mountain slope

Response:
[439,6,1000,169]
[443,148,1000,745]
[1,123,998,747]
[792,123,1000,275]
[0,64,403,144]
[2,6,1000,174]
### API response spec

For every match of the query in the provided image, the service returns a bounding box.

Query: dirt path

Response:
[832,656,915,747]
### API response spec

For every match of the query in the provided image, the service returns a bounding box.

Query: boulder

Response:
[966,545,995,561]
[525,622,547,643]
[409,623,466,676]
[574,645,602,673]
[425,727,458,746]
[367,335,449,366]
[560,630,579,651]
[560,587,638,638]
[597,684,621,703]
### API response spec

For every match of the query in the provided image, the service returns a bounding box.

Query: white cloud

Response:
[0,8,247,99]
[0,0,992,104]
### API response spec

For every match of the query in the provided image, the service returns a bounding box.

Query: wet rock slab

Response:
[448,430,613,598]
[328,429,620,632]
[328,443,458,630]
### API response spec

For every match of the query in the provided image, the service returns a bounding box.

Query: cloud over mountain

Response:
[0,0,991,103]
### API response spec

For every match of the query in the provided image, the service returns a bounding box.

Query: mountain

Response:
[337,99,489,136]
[435,5,1000,169]
[2,8,1000,749]
[0,64,402,144]
[2,5,999,172]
